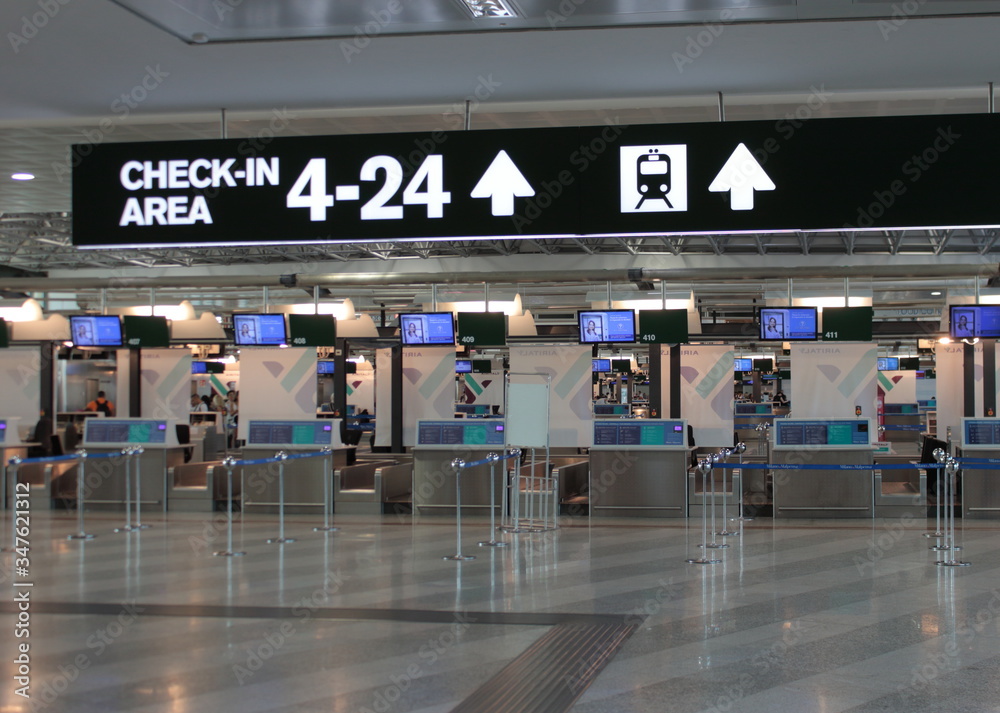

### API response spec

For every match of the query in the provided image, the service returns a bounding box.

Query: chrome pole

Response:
[214,456,245,557]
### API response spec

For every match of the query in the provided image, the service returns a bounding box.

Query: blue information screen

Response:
[735,403,772,415]
[400,313,455,345]
[775,420,870,447]
[246,420,334,445]
[416,421,505,446]
[734,357,753,371]
[592,420,686,447]
[86,419,168,444]
[951,305,1000,339]
[877,357,899,371]
[759,308,817,341]
[234,314,287,345]
[578,310,636,343]
[884,403,918,414]
[70,315,123,347]
[964,419,1000,446]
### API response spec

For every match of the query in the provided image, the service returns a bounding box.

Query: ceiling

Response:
[2,0,1000,324]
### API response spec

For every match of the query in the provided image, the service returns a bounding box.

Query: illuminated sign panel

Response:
[72,114,1000,247]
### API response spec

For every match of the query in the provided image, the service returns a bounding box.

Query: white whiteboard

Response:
[506,382,549,448]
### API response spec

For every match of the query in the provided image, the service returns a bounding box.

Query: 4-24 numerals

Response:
[287,155,451,222]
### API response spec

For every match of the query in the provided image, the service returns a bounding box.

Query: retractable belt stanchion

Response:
[926,447,946,543]
[717,448,738,537]
[267,451,295,544]
[687,459,722,564]
[734,442,752,522]
[3,457,20,553]
[444,458,475,561]
[68,449,95,541]
[113,447,136,533]
[132,445,149,529]
[479,450,518,548]
[313,447,339,533]
[703,454,728,550]
[214,455,245,557]
[936,457,971,567]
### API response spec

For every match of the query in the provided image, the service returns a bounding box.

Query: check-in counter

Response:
[882,403,923,444]
[873,442,926,518]
[589,419,689,518]
[771,418,875,519]
[412,419,506,515]
[79,418,185,512]
[734,403,774,445]
[240,419,346,515]
[959,418,1000,520]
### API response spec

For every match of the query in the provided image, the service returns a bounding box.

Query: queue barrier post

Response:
[3,457,20,553]
[926,447,947,543]
[735,442,752,522]
[132,445,150,529]
[314,447,339,533]
[214,456,245,557]
[480,450,517,548]
[113,447,136,533]
[717,448,738,537]
[702,454,728,550]
[444,458,475,561]
[68,449,96,541]
[267,451,295,544]
[936,457,971,567]
[687,459,721,565]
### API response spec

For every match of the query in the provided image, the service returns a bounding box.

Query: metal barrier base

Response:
[443,554,475,561]
[478,540,507,547]
[67,533,95,540]
[686,557,721,564]
[313,526,339,532]
[113,525,138,533]
[213,550,246,557]
[936,560,972,567]
[266,537,296,544]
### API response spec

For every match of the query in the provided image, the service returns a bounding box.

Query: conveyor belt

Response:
[450,621,636,713]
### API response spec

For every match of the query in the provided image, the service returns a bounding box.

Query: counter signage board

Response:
[822,306,873,341]
[456,312,506,347]
[637,309,688,344]
[72,114,1000,248]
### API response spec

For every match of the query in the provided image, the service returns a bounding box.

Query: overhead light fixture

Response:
[931,291,942,296]
[460,0,516,18]
[938,337,952,344]
[11,173,34,181]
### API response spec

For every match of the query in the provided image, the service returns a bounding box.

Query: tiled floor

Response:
[1,508,998,712]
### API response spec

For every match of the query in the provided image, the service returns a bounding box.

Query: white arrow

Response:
[708,143,776,210]
[471,150,535,216]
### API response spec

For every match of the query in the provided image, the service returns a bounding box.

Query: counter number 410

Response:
[286,156,451,221]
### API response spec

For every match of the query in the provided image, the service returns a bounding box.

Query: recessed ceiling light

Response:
[11,173,34,181]
[461,0,516,18]
[931,291,942,296]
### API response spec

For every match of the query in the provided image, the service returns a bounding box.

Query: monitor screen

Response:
[317,360,335,374]
[950,304,1000,339]
[774,419,870,448]
[456,359,472,373]
[472,359,492,373]
[578,310,636,344]
[593,358,611,372]
[70,315,123,347]
[0,319,7,349]
[233,314,287,346]
[288,314,337,347]
[877,356,899,371]
[899,357,920,370]
[759,307,818,341]
[191,361,207,374]
[734,357,753,372]
[400,312,456,346]
[753,357,773,372]
[122,315,170,348]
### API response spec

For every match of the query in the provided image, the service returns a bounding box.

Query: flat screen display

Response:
[592,419,686,448]
[85,419,170,445]
[578,310,636,343]
[0,319,7,349]
[963,418,1000,448]
[288,313,337,347]
[456,359,472,373]
[317,360,335,374]
[472,359,492,373]
[416,420,506,446]
[234,314,287,346]
[774,419,871,448]
[246,420,334,446]
[734,357,753,372]
[122,315,170,348]
[950,305,1000,338]
[759,307,818,341]
[70,315,123,347]
[753,358,773,372]
[877,357,899,371]
[899,357,920,370]
[593,358,611,372]
[191,361,207,374]
[400,312,455,346]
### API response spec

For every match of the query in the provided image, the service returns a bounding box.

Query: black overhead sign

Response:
[71,113,1000,248]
